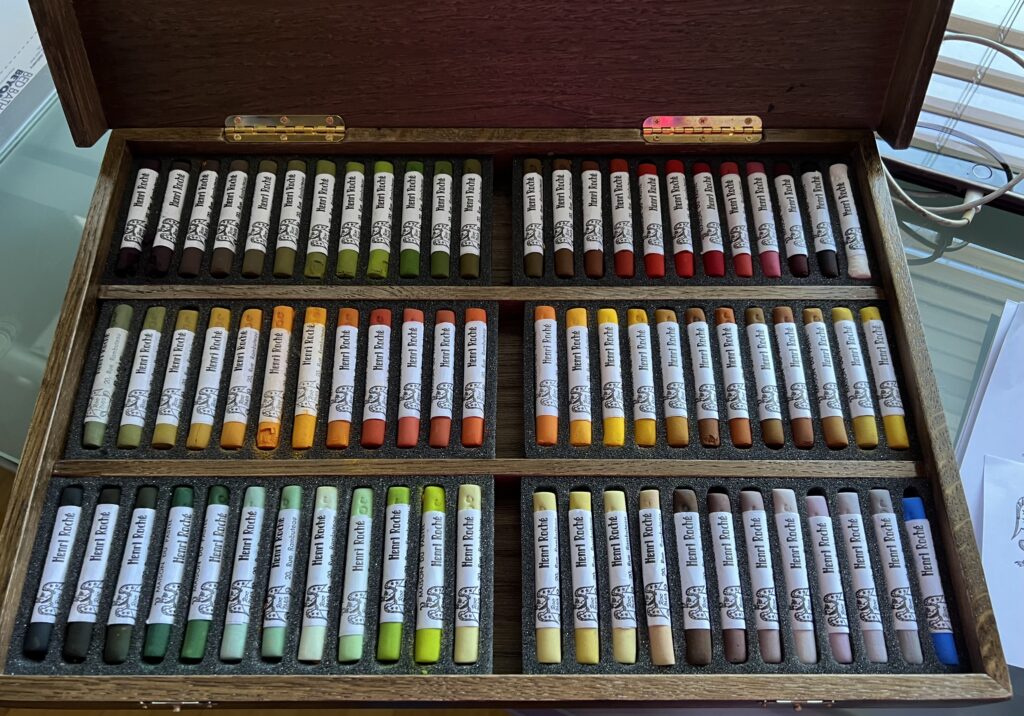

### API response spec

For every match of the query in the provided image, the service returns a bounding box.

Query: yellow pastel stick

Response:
[860,307,910,450]
[453,484,482,664]
[566,308,592,447]
[186,307,232,450]
[256,306,295,449]
[832,307,878,449]
[220,308,262,449]
[532,491,561,664]
[627,308,656,447]
[597,308,625,447]
[603,490,636,664]
[293,307,328,449]
[568,491,599,664]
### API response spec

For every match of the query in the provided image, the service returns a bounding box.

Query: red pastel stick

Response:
[609,159,635,278]
[397,308,425,448]
[693,163,725,277]
[429,310,457,448]
[719,162,753,278]
[637,163,665,278]
[745,162,782,278]
[665,160,694,278]
[360,308,393,449]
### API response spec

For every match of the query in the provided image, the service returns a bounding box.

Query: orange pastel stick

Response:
[292,306,328,449]
[534,305,559,446]
[360,308,393,449]
[256,306,295,449]
[461,308,488,447]
[714,307,752,448]
[429,310,457,448]
[397,308,426,448]
[326,308,360,449]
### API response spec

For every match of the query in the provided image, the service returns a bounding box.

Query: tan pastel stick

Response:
[685,308,720,448]
[803,308,849,449]
[771,307,814,448]
[744,308,785,448]
[638,489,674,665]
[738,490,782,663]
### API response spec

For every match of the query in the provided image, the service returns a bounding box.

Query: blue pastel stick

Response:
[902,497,958,665]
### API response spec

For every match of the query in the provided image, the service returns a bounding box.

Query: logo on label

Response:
[635,384,656,414]
[722,585,745,620]
[536,379,558,409]
[122,219,148,249]
[754,586,779,624]
[891,586,917,623]
[729,225,747,250]
[855,587,882,624]
[573,585,597,623]
[685,584,709,621]
[612,221,633,247]
[227,579,254,616]
[193,581,218,617]
[247,221,270,249]
[535,586,560,624]
[261,389,284,420]
[757,222,777,248]
[790,587,814,623]
[610,584,636,621]
[74,580,104,616]
[701,221,722,248]
[186,218,210,246]
[341,590,367,625]
[725,382,748,412]
[431,223,451,250]
[697,384,717,412]
[463,381,485,411]
[759,384,781,414]
[85,389,113,421]
[923,594,952,631]
[569,384,591,414]
[420,585,445,621]
[194,386,219,417]
[365,385,388,415]
[111,583,142,619]
[155,217,181,246]
[583,218,603,246]
[822,591,849,628]
[643,224,662,248]
[853,381,873,409]
[644,581,671,620]
[400,382,421,411]
[296,380,320,412]
[432,382,454,411]
[371,220,392,247]
[602,381,623,410]
[304,583,330,620]
[524,222,543,250]
[308,223,330,252]
[263,585,291,622]
[159,387,184,418]
[153,582,182,617]
[879,380,903,410]
[460,224,480,249]
[34,582,64,616]
[456,585,480,623]
[123,389,150,420]
[381,578,405,614]
[278,218,300,246]
[823,382,843,411]
[787,225,807,251]
[225,385,251,417]
[332,384,355,415]
[339,221,361,248]
[790,381,811,411]
[844,226,865,251]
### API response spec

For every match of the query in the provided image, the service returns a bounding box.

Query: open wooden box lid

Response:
[33,1,951,149]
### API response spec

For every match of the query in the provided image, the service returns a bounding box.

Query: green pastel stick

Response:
[241,160,279,277]
[338,488,374,662]
[143,486,194,661]
[398,162,425,278]
[298,486,339,662]
[181,485,230,661]
[335,161,365,278]
[376,486,411,661]
[429,161,454,278]
[262,485,302,658]
[116,306,167,449]
[83,304,134,449]
[459,159,483,279]
[414,486,446,663]
[273,160,308,277]
[366,161,395,279]
[220,486,266,661]
[303,160,336,280]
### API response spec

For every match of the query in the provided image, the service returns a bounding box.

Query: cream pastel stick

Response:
[415,486,446,663]
[178,160,219,278]
[336,162,366,279]
[693,163,725,277]
[147,160,191,277]
[396,308,425,448]
[665,160,694,277]
[627,309,657,447]
[745,163,782,278]
[581,161,605,278]
[828,164,872,280]
[603,490,637,664]
[685,308,720,447]
[534,306,559,446]
[832,307,878,449]
[739,490,782,663]
[454,484,483,664]
[116,306,167,449]
[533,491,561,663]
[869,489,924,664]
[152,309,199,449]
[637,163,665,278]
[398,161,425,278]
[298,486,338,662]
[115,161,160,275]
[568,491,599,663]
[220,486,266,661]
[772,164,810,277]
[303,160,335,280]
[800,166,839,278]
[209,160,249,277]
[609,160,635,278]
[292,307,327,449]
[803,308,849,449]
[83,304,134,449]
[272,160,306,278]
[566,308,593,447]
[744,308,784,448]
[256,306,295,450]
[707,491,747,663]
[220,308,262,449]
[836,491,888,663]
[860,307,909,450]
[551,159,575,278]
[326,308,359,449]
[805,494,853,663]
[597,308,625,447]
[461,308,488,448]
[522,159,545,277]
[714,307,752,448]
[772,307,814,448]
[338,488,373,662]
[655,309,688,447]
[719,162,753,278]
[241,160,278,277]
[771,489,818,664]
[428,310,456,448]
[361,308,392,449]
[366,161,395,279]
[638,489,674,665]
[672,489,712,665]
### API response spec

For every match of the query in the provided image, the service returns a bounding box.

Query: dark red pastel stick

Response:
[637,163,665,278]
[609,159,635,278]
[693,163,725,277]
[665,160,694,278]
[774,163,810,278]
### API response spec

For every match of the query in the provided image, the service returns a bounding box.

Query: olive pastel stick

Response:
[64,487,121,662]
[686,308,720,447]
[298,486,338,662]
[805,495,853,663]
[829,163,872,280]
[147,160,191,277]
[832,307,879,449]
[261,485,302,659]
[719,162,753,277]
[376,486,411,662]
[143,486,194,661]
[603,490,637,664]
[597,308,625,447]
[292,307,328,450]
[902,496,958,665]
[568,491,599,664]
[398,161,425,278]
[240,160,278,277]
[665,160,694,277]
[336,161,366,279]
[707,491,747,664]
[219,308,262,450]
[117,306,167,449]
[714,307,752,448]
[304,160,336,280]
[581,161,605,278]
[338,488,373,662]
[739,490,782,663]
[836,491,888,663]
[256,305,295,450]
[566,308,593,447]
[773,163,810,277]
[220,486,266,661]
[745,162,782,278]
[638,489,674,665]
[24,486,83,659]
[522,159,545,277]
[638,163,665,278]
[115,160,160,275]
[360,308,392,449]
[804,308,849,449]
[551,159,575,278]
[181,485,230,661]
[367,161,395,279]
[693,163,725,277]
[459,159,484,279]
[179,160,220,278]
[771,489,818,664]
[272,160,307,278]
[609,159,635,278]
[209,160,249,277]
[396,308,425,448]
[772,307,815,449]
[744,308,784,448]
[534,305,559,447]
[533,491,561,664]
[83,304,133,449]
[429,161,454,278]
[326,307,359,449]
[869,489,923,664]
[800,166,840,278]
[861,307,910,450]
[415,486,446,663]
[627,308,657,447]
[152,309,199,449]
[672,489,712,666]
[454,484,483,664]
[103,486,158,664]
[461,308,488,448]
[428,310,456,448]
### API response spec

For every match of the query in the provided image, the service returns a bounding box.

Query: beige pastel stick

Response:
[533,491,562,663]
[835,491,888,663]
[603,490,637,664]
[568,491,599,664]
[771,489,818,664]
[738,490,782,663]
[869,489,923,664]
[638,490,674,665]
[805,495,853,664]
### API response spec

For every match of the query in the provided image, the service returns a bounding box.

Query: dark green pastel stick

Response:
[399,162,425,278]
[142,486,195,661]
[241,160,279,277]
[273,160,307,278]
[303,160,336,281]
[181,485,230,661]
[116,306,167,449]
[367,161,395,279]
[83,304,134,449]
[459,159,483,279]
[430,161,454,279]
[336,162,366,278]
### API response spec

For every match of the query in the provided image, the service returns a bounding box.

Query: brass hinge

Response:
[642,115,762,144]
[224,114,345,143]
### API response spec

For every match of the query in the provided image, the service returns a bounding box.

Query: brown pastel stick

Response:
[210,160,250,277]
[738,490,782,663]
[147,160,192,277]
[673,489,712,666]
[707,491,746,663]
[179,160,220,277]
[581,161,604,278]
[743,308,785,448]
[714,307,752,449]
[552,159,575,278]
[771,306,815,448]
[802,308,849,449]
[522,159,545,278]
[685,308,720,448]
[115,159,162,276]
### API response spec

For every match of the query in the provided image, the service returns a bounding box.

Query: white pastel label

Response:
[710,511,746,630]
[120,328,162,428]
[69,503,120,623]
[774,510,814,631]
[188,502,230,622]
[460,171,482,257]
[302,506,337,629]
[742,509,780,631]
[263,506,300,629]
[746,323,782,422]
[720,172,751,256]
[430,173,453,254]
[598,320,624,420]
[610,170,633,254]
[379,502,410,624]
[189,326,229,427]
[666,170,693,255]
[872,511,918,631]
[31,505,82,624]
[774,174,808,257]
[687,321,718,421]
[119,168,159,250]
[837,511,883,631]
[328,323,358,424]
[639,173,664,257]
[462,320,487,420]
[259,326,292,425]
[806,321,844,420]
[225,505,265,626]
[417,510,446,631]
[223,326,260,425]
[430,320,456,421]
[107,506,156,626]
[362,323,391,423]
[212,169,248,252]
[397,320,424,421]
[694,170,723,254]
[307,171,335,257]
[399,170,424,253]
[534,317,558,419]
[533,509,560,629]
[147,505,193,626]
[369,170,395,255]
[338,170,365,254]
[904,517,952,634]
[774,322,812,421]
[673,510,711,630]
[629,321,656,421]
[835,319,875,419]
[863,319,904,418]
[567,324,592,424]
[338,512,372,637]
[716,322,748,420]
[552,168,574,253]
[243,170,276,254]
[85,326,129,424]
[807,514,850,634]
[276,169,306,252]
[155,328,195,427]
[829,164,869,274]
[455,507,482,629]
[295,321,325,419]
[801,171,836,253]
[639,507,671,628]
[568,507,598,630]
[152,168,190,251]
[582,169,603,253]
[183,169,219,253]
[604,509,637,630]
[522,171,544,256]
[746,171,779,254]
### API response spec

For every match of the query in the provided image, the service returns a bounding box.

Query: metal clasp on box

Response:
[224,115,345,142]
[642,115,763,144]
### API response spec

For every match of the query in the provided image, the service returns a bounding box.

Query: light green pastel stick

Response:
[116,306,167,449]
[262,485,303,658]
[399,162,425,278]
[414,486,446,663]
[298,486,339,662]
[429,161,454,279]
[220,486,267,661]
[366,161,395,279]
[83,304,134,449]
[376,486,411,661]
[335,162,365,278]
[303,160,336,280]
[338,488,374,662]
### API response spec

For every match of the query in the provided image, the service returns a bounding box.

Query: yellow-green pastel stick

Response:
[376,486,411,661]
[336,162,365,278]
[117,306,167,448]
[367,161,395,278]
[83,304,134,449]
[414,486,446,663]
[399,162,425,278]
[152,309,199,448]
[272,160,307,278]
[454,484,482,663]
[338,488,374,662]
[220,486,266,661]
[429,161,454,278]
[303,160,336,280]
[298,486,338,662]
[261,485,302,659]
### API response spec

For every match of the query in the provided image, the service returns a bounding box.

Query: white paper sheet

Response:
[982,455,1024,669]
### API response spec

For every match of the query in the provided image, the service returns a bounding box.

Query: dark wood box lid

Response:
[32,0,951,148]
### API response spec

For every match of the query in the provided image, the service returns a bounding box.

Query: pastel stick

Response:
[672,489,712,665]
